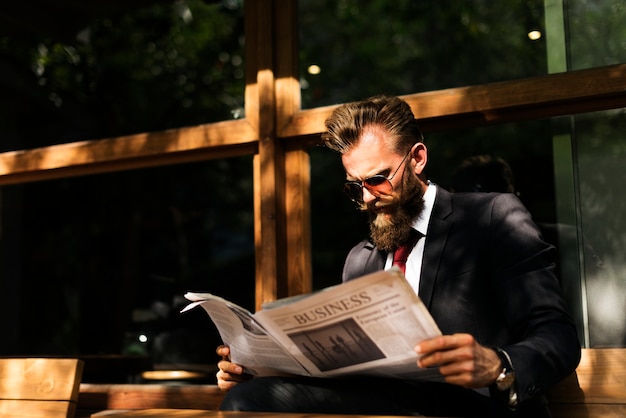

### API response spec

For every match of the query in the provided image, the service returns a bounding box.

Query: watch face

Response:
[496,370,515,391]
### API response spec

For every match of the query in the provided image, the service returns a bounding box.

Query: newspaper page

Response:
[181,293,307,377]
[183,268,443,380]
[253,268,443,380]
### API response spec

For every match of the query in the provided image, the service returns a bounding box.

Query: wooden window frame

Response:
[1,0,625,310]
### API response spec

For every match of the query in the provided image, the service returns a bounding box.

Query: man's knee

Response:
[219,377,289,411]
[219,381,256,411]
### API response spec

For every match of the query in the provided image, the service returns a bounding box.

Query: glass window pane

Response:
[0,157,255,376]
[567,0,626,70]
[299,0,547,108]
[0,0,245,152]
[572,109,626,347]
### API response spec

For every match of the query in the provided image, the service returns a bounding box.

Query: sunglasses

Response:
[344,150,411,203]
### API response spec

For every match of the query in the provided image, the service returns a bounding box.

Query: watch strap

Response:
[492,348,518,408]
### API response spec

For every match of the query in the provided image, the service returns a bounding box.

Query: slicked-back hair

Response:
[321,95,424,155]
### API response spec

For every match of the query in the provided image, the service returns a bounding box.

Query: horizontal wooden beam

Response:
[1,65,624,185]
[281,64,626,138]
[0,119,256,185]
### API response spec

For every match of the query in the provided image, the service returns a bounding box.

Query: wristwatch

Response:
[493,348,518,408]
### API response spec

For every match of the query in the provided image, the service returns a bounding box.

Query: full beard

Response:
[367,169,425,252]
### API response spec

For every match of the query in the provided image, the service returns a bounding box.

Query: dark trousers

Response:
[219,376,551,417]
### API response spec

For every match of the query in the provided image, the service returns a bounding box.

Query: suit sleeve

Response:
[489,193,581,404]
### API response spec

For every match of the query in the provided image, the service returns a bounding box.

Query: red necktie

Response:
[392,230,420,274]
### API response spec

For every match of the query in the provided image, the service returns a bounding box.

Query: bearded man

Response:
[216,95,580,417]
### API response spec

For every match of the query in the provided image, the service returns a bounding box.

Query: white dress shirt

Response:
[384,182,436,295]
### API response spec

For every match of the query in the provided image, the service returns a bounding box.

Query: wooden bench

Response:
[547,348,626,418]
[0,358,84,418]
[76,348,626,418]
[76,384,225,417]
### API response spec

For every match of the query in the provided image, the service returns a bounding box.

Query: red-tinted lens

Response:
[363,175,392,195]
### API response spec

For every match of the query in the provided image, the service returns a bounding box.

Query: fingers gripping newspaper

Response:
[182,268,443,380]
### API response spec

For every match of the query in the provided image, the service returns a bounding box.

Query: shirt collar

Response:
[413,182,436,236]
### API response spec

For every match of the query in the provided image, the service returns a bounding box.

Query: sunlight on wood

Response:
[0,120,256,184]
[0,358,83,418]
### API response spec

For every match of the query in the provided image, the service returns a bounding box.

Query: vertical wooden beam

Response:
[248,0,310,309]
[275,0,301,135]
[275,1,312,296]
[284,148,312,296]
[250,0,278,310]
[248,0,284,310]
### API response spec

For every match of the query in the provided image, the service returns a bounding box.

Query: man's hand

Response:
[216,345,252,391]
[415,333,502,389]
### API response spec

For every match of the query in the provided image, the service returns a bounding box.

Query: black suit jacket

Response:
[342,187,580,407]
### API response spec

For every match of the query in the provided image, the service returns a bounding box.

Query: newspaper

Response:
[182,268,443,380]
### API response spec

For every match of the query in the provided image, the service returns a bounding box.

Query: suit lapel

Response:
[364,243,386,274]
[419,187,453,308]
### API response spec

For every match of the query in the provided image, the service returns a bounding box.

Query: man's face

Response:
[341,126,425,251]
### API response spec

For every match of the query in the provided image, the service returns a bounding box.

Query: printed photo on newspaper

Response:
[182,268,443,381]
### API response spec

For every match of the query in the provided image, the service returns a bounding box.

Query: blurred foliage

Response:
[568,0,626,69]
[299,0,546,108]
[1,0,245,150]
